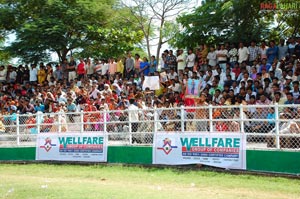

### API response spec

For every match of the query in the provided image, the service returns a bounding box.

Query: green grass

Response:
[0,164,300,199]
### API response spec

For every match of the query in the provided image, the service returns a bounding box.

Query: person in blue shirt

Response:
[266,107,275,132]
[34,100,45,113]
[266,40,278,64]
[140,57,150,76]
[149,55,157,74]
[284,92,295,104]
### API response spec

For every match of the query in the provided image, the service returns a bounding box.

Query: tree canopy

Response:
[0,0,144,63]
[173,0,299,48]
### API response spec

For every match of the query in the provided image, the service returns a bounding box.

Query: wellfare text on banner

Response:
[153,132,246,170]
[36,132,107,162]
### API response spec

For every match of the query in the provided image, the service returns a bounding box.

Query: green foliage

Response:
[175,0,275,47]
[81,26,144,59]
[1,0,142,63]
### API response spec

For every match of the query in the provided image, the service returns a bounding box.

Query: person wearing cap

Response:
[89,83,101,99]
[284,75,293,88]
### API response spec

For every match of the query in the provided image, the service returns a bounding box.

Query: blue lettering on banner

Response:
[182,152,239,158]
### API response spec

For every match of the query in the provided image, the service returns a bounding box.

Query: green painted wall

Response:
[0,147,299,175]
[246,150,300,174]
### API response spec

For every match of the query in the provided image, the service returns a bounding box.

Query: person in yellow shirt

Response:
[116,57,124,76]
[37,65,47,85]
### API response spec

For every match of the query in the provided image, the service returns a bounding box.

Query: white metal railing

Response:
[0,104,300,150]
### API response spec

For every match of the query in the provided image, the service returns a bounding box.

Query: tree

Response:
[120,0,190,62]
[175,0,274,48]
[1,0,127,63]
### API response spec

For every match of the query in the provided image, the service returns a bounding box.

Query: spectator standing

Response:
[53,65,63,81]
[149,55,157,74]
[68,56,77,81]
[248,41,260,66]
[108,58,117,76]
[288,37,297,56]
[37,65,46,85]
[186,48,196,70]
[77,58,86,80]
[126,52,134,79]
[238,42,249,64]
[8,67,17,83]
[165,50,177,71]
[134,54,142,74]
[266,40,278,64]
[207,47,217,67]
[86,58,94,78]
[29,64,38,84]
[116,57,124,76]
[278,39,288,60]
[259,41,268,60]
[176,50,185,72]
[140,57,150,76]
[216,44,228,72]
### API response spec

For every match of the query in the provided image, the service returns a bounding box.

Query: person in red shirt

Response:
[77,58,86,80]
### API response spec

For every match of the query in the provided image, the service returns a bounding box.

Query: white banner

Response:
[142,76,160,90]
[153,132,246,170]
[36,132,107,162]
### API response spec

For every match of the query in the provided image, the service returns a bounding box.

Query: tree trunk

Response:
[146,35,151,61]
[156,18,165,67]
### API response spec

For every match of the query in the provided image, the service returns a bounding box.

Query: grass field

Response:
[0,164,300,199]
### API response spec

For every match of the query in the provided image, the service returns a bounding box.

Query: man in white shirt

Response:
[186,48,195,71]
[29,64,38,83]
[176,49,186,72]
[0,65,6,83]
[216,44,228,72]
[9,67,17,83]
[128,98,140,143]
[238,42,249,64]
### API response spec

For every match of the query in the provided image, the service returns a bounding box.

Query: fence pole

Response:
[240,104,244,133]
[181,106,185,133]
[37,112,41,134]
[16,113,20,146]
[58,112,62,133]
[80,111,84,133]
[275,103,280,149]
[154,107,158,133]
[209,105,213,133]
[128,110,132,145]
[103,109,107,133]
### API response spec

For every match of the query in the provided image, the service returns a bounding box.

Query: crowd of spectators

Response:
[0,37,300,138]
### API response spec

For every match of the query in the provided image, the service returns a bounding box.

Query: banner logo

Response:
[40,137,56,152]
[157,138,177,155]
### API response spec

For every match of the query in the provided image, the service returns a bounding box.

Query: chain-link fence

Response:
[0,104,300,150]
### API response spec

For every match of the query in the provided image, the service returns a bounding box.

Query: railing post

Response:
[36,112,41,134]
[275,103,280,149]
[209,105,213,133]
[154,107,158,133]
[240,104,244,133]
[181,106,185,133]
[16,113,20,146]
[80,110,84,133]
[103,109,107,133]
[58,112,62,133]
[128,110,132,145]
